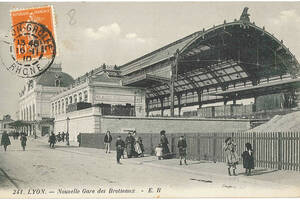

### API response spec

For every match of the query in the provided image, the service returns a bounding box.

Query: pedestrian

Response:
[178,136,187,165]
[20,133,27,151]
[49,132,56,149]
[160,130,170,158]
[57,132,61,142]
[121,139,125,159]
[155,144,163,160]
[125,132,135,158]
[61,132,65,142]
[136,137,144,157]
[77,133,81,147]
[223,137,239,176]
[104,131,112,153]
[242,142,254,176]
[66,132,70,146]
[1,131,11,151]
[116,136,125,164]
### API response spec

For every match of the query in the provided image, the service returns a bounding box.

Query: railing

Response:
[80,131,300,171]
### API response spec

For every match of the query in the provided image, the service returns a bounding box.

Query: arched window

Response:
[84,91,88,102]
[79,92,82,102]
[61,99,64,113]
[69,96,73,104]
[32,104,35,120]
[26,107,29,121]
[74,94,77,103]
[58,101,61,114]
[55,75,61,87]
[55,102,57,115]
[29,105,32,121]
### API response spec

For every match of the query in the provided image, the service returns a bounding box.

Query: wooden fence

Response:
[80,132,300,171]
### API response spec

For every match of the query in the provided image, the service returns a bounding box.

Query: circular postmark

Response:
[0,21,56,78]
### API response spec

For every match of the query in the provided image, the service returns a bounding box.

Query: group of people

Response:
[113,130,255,175]
[48,131,70,149]
[1,129,254,176]
[0,131,28,151]
[102,130,145,164]
[155,130,188,165]
[224,137,255,176]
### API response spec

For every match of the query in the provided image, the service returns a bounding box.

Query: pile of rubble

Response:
[248,111,300,132]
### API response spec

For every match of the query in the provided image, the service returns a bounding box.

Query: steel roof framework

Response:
[121,11,300,116]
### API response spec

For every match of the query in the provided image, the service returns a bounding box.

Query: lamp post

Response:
[66,117,70,146]
[66,117,70,133]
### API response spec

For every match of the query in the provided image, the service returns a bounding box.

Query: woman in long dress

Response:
[160,130,170,158]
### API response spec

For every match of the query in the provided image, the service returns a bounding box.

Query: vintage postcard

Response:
[0,1,300,198]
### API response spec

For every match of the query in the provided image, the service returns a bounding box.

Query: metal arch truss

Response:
[141,20,300,113]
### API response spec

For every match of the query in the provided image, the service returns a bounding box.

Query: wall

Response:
[54,108,251,141]
[100,116,251,134]
[54,107,101,141]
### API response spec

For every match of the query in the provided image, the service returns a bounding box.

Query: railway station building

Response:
[15,8,300,138]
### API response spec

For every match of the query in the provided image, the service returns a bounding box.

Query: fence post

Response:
[150,133,153,155]
[253,132,256,167]
[213,133,217,163]
[197,134,200,160]
[278,132,282,170]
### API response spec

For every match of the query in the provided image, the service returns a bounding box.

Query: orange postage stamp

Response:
[4,6,56,77]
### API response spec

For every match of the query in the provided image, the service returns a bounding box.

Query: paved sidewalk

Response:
[33,136,300,189]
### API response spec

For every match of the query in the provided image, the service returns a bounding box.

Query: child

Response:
[178,136,187,165]
[223,137,239,176]
[242,143,254,176]
[155,144,163,160]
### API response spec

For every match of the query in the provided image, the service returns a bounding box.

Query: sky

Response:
[1,2,300,118]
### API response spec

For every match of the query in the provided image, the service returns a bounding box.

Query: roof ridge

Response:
[120,31,202,68]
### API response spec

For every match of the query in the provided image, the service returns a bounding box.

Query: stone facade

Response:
[18,63,74,136]
[51,69,146,132]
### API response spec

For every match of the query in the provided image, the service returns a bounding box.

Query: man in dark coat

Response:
[104,131,113,153]
[1,131,11,151]
[116,136,125,164]
[20,133,27,151]
[125,132,135,158]
[178,136,187,165]
[49,132,56,149]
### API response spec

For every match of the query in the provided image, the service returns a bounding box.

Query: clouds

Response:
[270,9,300,26]
[85,23,121,40]
[81,22,156,65]
[85,22,148,44]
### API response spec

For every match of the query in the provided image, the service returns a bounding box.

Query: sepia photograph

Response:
[0,1,300,198]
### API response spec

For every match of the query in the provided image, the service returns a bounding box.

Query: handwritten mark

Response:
[190,178,213,183]
[67,9,76,25]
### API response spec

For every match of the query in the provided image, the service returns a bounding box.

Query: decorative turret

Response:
[240,7,250,22]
